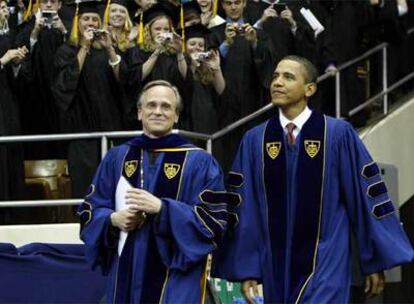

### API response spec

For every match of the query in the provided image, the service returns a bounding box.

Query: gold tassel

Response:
[103,0,111,26]
[23,0,32,21]
[69,3,79,45]
[212,0,218,17]
[32,0,40,14]
[137,12,144,46]
[180,3,185,52]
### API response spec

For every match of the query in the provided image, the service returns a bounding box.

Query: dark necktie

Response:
[286,122,296,145]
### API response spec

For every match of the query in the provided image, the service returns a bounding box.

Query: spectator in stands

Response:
[127,2,189,105]
[127,0,156,42]
[246,0,294,64]
[212,55,414,304]
[52,0,124,198]
[78,80,234,303]
[197,0,225,29]
[0,0,27,206]
[104,0,140,130]
[321,0,372,126]
[208,0,276,170]
[181,24,224,134]
[15,0,67,159]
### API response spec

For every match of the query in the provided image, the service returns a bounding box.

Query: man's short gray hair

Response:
[137,80,183,114]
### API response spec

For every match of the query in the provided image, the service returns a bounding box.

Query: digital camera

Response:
[42,10,56,27]
[196,51,212,63]
[234,24,245,34]
[92,29,106,39]
[159,32,174,44]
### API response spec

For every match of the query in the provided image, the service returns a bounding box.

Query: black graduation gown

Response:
[16,20,66,158]
[322,0,371,119]
[52,44,124,197]
[245,1,294,64]
[117,45,141,130]
[125,48,189,99]
[208,23,276,170]
[0,33,25,203]
[209,23,276,124]
[185,80,220,134]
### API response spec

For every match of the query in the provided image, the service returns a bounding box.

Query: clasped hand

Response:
[110,188,162,232]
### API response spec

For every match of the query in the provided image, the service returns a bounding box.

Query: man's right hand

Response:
[110,209,146,232]
[241,280,259,304]
[261,4,278,23]
[224,23,237,45]
[31,14,45,39]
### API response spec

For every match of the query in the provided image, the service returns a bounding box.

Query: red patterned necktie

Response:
[286,122,296,145]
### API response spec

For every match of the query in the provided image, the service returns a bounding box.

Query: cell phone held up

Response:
[41,10,57,28]
[273,3,287,14]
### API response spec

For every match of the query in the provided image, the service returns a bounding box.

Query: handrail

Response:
[0,199,82,208]
[336,43,387,72]
[0,129,211,143]
[349,70,414,116]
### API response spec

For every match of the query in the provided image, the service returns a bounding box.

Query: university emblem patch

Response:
[124,160,138,177]
[304,140,320,158]
[266,142,281,160]
[164,163,181,179]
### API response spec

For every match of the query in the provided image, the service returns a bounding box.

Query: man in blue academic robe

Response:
[78,80,238,303]
[212,56,414,304]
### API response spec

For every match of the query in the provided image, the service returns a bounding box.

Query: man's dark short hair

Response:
[137,80,183,114]
[282,55,318,83]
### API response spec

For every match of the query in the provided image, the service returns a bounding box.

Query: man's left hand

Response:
[125,188,162,214]
[52,14,67,34]
[365,271,385,298]
[243,23,257,44]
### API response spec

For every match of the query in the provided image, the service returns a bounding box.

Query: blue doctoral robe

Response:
[212,112,414,303]
[78,134,237,303]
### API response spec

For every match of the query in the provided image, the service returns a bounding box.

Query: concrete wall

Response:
[360,96,414,207]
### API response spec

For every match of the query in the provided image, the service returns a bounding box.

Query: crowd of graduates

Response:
[0,0,413,204]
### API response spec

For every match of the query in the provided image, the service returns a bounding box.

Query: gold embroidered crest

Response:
[266,142,281,160]
[304,140,321,158]
[124,160,138,177]
[164,163,181,179]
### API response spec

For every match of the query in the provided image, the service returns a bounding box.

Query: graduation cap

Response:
[141,1,178,25]
[181,0,201,20]
[69,0,103,45]
[135,1,177,45]
[177,23,209,40]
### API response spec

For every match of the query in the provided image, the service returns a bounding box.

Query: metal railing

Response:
[1,29,414,209]
[0,129,211,208]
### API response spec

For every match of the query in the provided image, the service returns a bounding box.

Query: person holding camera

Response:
[14,0,68,159]
[197,0,225,29]
[180,24,224,135]
[0,0,27,205]
[126,2,189,109]
[103,0,142,130]
[208,0,276,170]
[52,0,125,198]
